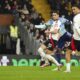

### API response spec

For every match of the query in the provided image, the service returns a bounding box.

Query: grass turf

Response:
[0,66,80,80]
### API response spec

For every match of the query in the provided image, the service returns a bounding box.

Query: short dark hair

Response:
[51,10,60,15]
[72,4,80,9]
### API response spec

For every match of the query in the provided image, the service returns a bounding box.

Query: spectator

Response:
[9,21,20,54]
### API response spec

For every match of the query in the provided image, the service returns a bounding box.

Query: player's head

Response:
[72,4,80,15]
[51,10,59,21]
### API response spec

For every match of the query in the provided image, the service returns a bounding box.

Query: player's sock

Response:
[45,57,49,64]
[56,53,61,63]
[66,63,71,72]
[38,47,46,61]
[38,47,45,57]
[38,48,49,64]
[46,54,60,66]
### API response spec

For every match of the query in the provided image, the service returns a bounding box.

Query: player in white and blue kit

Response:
[36,10,62,69]
[36,10,72,70]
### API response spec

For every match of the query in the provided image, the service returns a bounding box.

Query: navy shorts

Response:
[57,32,72,49]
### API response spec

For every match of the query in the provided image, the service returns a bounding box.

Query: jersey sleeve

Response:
[35,19,53,29]
[35,24,46,29]
[60,17,69,24]
[74,16,80,35]
[76,26,80,35]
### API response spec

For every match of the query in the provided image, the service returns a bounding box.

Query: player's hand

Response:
[45,30,50,34]
[72,51,76,55]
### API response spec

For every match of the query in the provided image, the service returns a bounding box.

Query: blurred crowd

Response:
[0,0,45,55]
[47,0,80,20]
[0,0,32,14]
[0,0,80,55]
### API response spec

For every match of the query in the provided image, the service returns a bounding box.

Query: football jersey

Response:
[73,13,80,40]
[49,20,61,40]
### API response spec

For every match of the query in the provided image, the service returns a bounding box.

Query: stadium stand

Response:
[0,0,80,55]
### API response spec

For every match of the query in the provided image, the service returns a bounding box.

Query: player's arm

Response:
[50,28,60,34]
[61,17,71,25]
[35,19,52,29]
[35,24,46,29]
[45,27,60,34]
[75,26,80,36]
[74,18,80,36]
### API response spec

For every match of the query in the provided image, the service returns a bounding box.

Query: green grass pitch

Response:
[0,66,80,80]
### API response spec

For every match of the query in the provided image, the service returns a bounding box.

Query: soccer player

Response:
[64,4,80,72]
[35,10,62,68]
[36,10,70,69]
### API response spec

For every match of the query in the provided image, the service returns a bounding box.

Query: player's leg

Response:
[71,37,76,55]
[56,32,72,72]
[40,48,52,67]
[38,44,49,66]
[40,39,58,67]
[52,40,61,64]
[63,32,72,72]
[42,49,62,70]
[38,44,46,61]
[64,48,72,72]
[42,39,61,67]
[55,48,61,63]
[74,40,80,53]
[45,54,62,71]
[46,54,61,66]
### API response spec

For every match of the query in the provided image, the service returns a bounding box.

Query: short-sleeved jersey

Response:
[73,13,80,40]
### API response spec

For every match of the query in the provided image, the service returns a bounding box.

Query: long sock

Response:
[38,47,45,57]
[56,53,61,63]
[38,48,49,64]
[46,54,60,66]
[66,63,71,71]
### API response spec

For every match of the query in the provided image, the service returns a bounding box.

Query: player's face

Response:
[52,13,59,21]
[72,7,80,15]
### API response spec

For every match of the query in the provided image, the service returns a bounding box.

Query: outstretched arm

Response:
[35,24,46,29]
[35,19,53,29]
